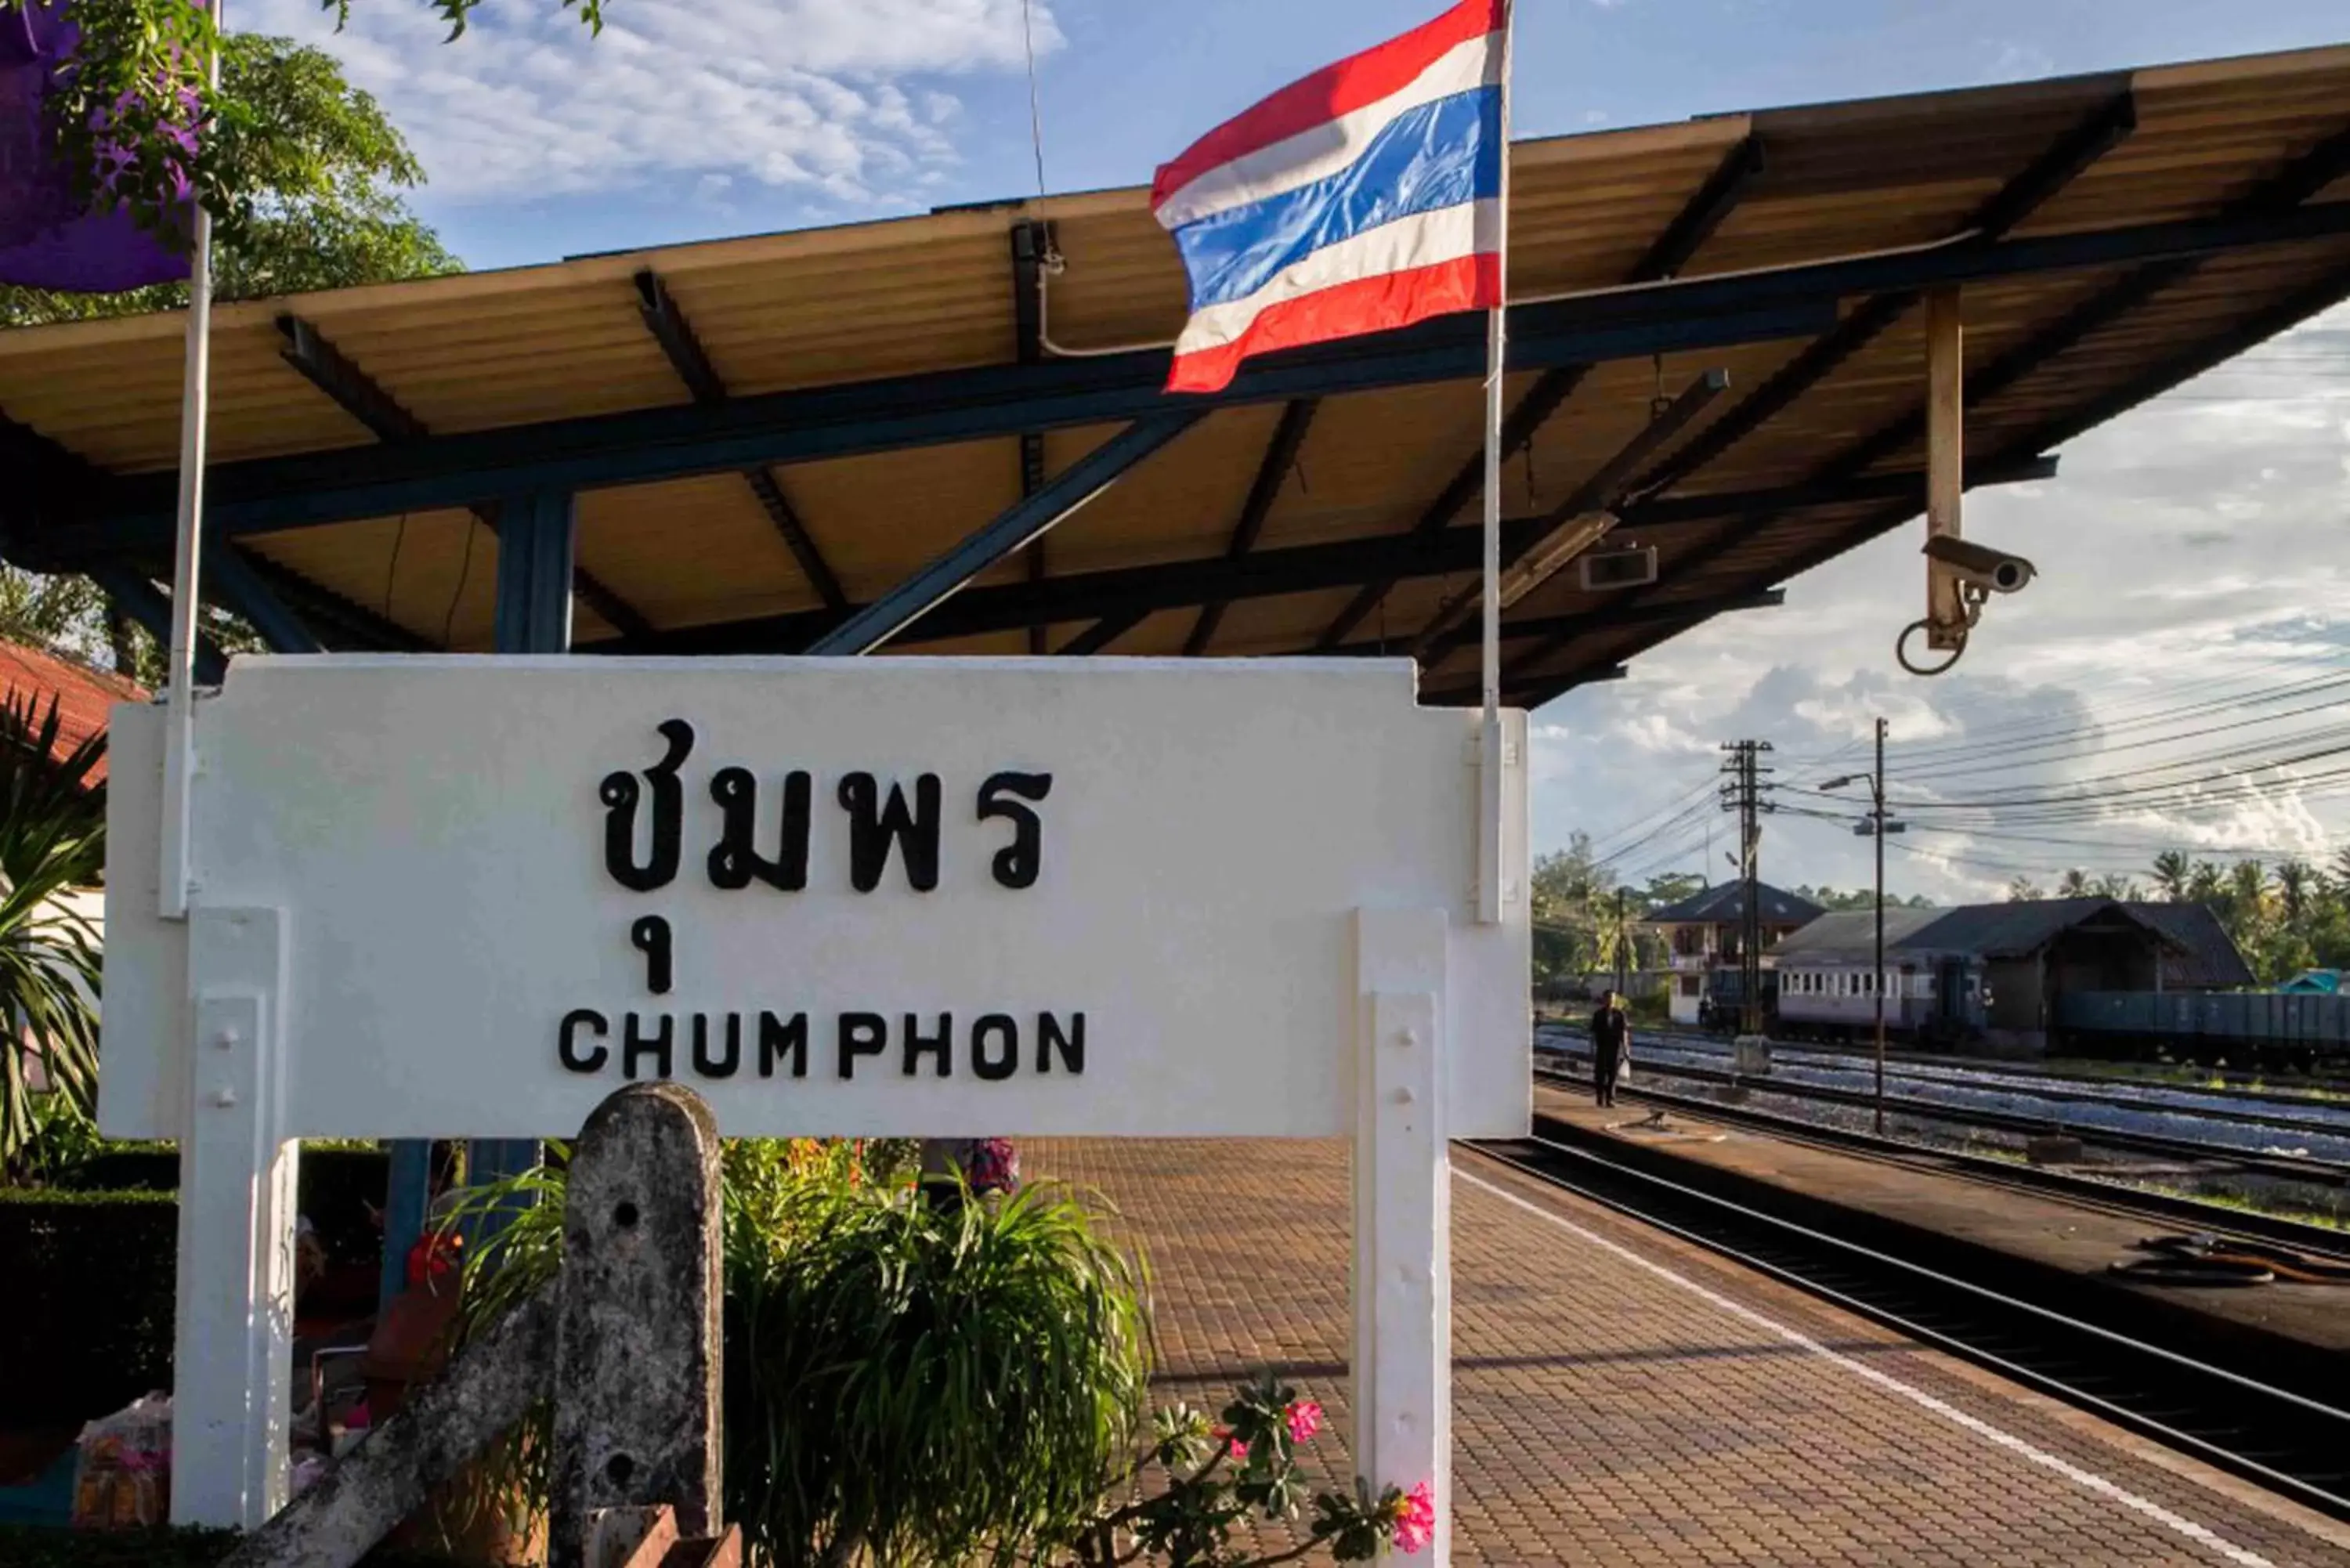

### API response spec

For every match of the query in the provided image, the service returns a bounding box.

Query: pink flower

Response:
[1212,1425,1249,1464]
[1394,1480,1436,1555]
[1284,1399,1324,1443]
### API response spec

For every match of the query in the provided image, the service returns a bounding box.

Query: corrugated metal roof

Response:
[0,640,144,784]
[2,45,2348,695]
[1773,907,1951,956]
[1643,881,1828,927]
[2122,901,2257,989]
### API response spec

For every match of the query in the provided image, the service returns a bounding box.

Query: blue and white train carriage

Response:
[1770,908,1986,1044]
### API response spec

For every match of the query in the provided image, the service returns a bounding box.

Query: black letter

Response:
[978,772,1054,889]
[601,719,694,892]
[903,1013,952,1078]
[838,1013,888,1078]
[559,1009,609,1073]
[971,1013,1019,1082]
[837,773,941,892]
[624,1013,674,1080]
[631,915,673,995]
[709,769,812,891]
[692,1013,741,1078]
[1039,1012,1085,1075]
[758,1013,809,1079]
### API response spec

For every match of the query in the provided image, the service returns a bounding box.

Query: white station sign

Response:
[104,656,1529,1141]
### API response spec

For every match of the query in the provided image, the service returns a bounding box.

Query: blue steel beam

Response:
[590,457,2051,657]
[277,315,652,641]
[632,270,849,613]
[1313,133,1770,650]
[203,544,324,654]
[87,563,226,684]
[1184,396,1319,656]
[1528,121,2350,688]
[32,197,2350,564]
[807,412,1207,654]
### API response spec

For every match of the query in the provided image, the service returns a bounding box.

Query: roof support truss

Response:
[805,411,1206,654]
[1414,368,1730,659]
[89,562,226,684]
[631,270,848,613]
[204,543,324,654]
[277,315,651,642]
[604,461,2041,657]
[1185,396,1319,656]
[1511,92,2148,684]
[1313,134,1770,650]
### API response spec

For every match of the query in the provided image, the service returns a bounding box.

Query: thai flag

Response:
[1152,0,1508,395]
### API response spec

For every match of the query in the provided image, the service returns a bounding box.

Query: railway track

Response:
[1535,1042,2350,1188]
[1529,1062,2350,1252]
[1557,1020,2350,1114]
[1464,1131,2350,1522]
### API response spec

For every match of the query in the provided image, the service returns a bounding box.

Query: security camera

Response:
[1922,534,2037,594]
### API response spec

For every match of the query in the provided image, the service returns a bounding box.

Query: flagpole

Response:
[1477,0,1513,926]
[159,2,220,922]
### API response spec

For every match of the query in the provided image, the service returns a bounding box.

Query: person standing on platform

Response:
[1590,992,1631,1110]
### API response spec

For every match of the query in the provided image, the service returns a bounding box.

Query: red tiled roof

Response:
[0,641,146,784]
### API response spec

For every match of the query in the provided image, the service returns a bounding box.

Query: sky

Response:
[223,0,2350,906]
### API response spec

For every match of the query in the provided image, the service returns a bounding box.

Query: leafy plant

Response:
[446,1139,1151,1568]
[0,692,107,1182]
[1061,1374,1428,1566]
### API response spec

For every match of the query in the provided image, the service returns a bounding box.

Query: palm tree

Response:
[2056,868,2092,898]
[0,692,107,1180]
[2006,876,2044,902]
[2151,850,2191,902]
[2276,859,2317,927]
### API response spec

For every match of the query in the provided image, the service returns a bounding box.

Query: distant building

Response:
[1641,882,1828,1026]
[1774,897,2251,1054]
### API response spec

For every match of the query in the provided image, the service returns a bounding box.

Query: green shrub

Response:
[0,1189,176,1425]
[450,1140,1151,1567]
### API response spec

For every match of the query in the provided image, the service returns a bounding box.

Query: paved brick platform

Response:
[1028,1138,2350,1567]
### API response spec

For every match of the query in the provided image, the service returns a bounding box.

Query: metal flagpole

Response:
[1477,0,1513,925]
[159,3,221,922]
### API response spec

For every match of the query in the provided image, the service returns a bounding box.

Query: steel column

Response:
[492,491,579,654]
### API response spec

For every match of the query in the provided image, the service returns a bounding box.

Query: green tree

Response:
[2006,876,2043,902]
[2090,873,2141,900]
[2056,868,2092,898]
[0,695,107,1180]
[2,33,458,675]
[2150,849,2192,901]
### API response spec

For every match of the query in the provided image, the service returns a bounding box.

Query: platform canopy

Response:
[3,45,2348,705]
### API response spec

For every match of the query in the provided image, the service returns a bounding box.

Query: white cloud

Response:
[237,0,1062,203]
[1534,305,2350,906]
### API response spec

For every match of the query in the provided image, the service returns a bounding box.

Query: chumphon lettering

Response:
[559,1009,1086,1082]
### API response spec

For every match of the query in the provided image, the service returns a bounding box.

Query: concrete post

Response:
[172,906,299,1526]
[550,1081,725,1566]
[1352,908,1451,1565]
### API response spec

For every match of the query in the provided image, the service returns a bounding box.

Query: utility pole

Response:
[1824,721,1904,1133]
[1614,887,1629,999]
[1874,718,1886,1134]
[1718,740,1774,1036]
